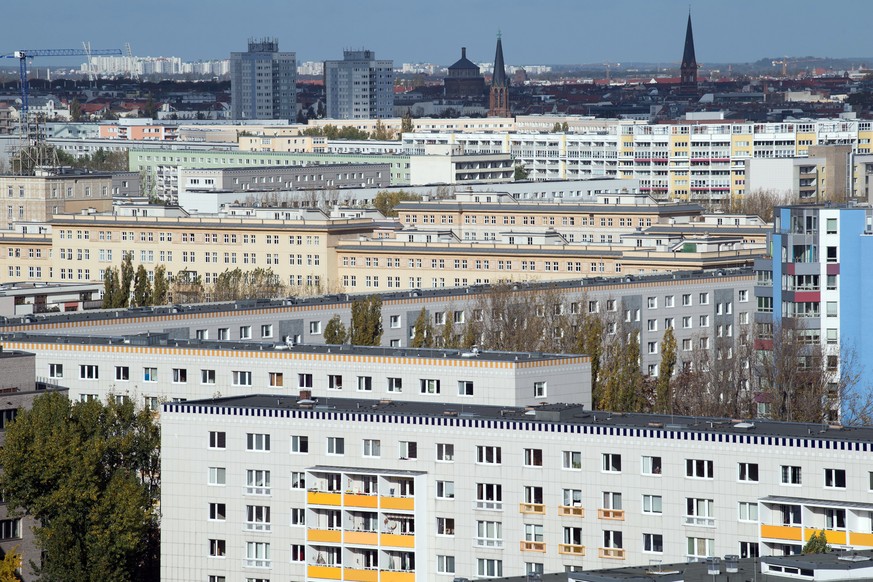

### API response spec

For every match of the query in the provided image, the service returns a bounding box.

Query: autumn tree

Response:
[410,308,433,348]
[132,264,152,307]
[119,252,134,308]
[728,188,794,222]
[597,326,646,412]
[152,265,168,306]
[459,318,478,349]
[802,530,830,555]
[373,190,422,218]
[371,118,394,141]
[323,314,348,345]
[655,327,677,413]
[102,267,120,309]
[440,311,456,348]
[170,269,204,304]
[0,392,160,582]
[350,295,383,346]
[400,109,414,134]
[0,546,21,582]
[210,268,286,302]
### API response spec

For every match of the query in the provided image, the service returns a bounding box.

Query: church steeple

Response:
[680,12,698,93]
[488,31,510,117]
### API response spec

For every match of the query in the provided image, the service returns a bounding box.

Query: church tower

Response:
[680,12,698,94]
[488,32,510,117]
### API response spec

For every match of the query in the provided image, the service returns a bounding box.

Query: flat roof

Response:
[168,394,873,446]
[395,202,703,215]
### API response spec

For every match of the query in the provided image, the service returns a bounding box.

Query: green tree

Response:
[655,327,677,413]
[513,163,529,181]
[152,265,168,306]
[0,546,21,582]
[371,118,394,141]
[170,269,204,304]
[350,296,383,346]
[119,252,134,308]
[70,98,82,122]
[373,190,422,218]
[410,308,433,348]
[440,312,456,348]
[802,530,830,554]
[459,319,478,349]
[323,314,348,345]
[576,315,604,407]
[401,109,414,134]
[0,392,160,582]
[552,122,563,132]
[132,264,152,307]
[102,266,119,309]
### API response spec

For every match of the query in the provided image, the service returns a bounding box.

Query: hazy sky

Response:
[3,0,871,66]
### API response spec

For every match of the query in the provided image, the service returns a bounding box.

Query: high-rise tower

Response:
[230,38,297,121]
[680,13,698,93]
[324,50,394,120]
[488,33,510,117]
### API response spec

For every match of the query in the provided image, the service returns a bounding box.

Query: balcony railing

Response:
[244,486,271,496]
[244,521,271,532]
[597,509,625,520]
[558,543,586,556]
[520,540,546,552]
[243,558,271,568]
[474,500,503,511]
[684,516,716,528]
[519,503,545,514]
[598,547,626,560]
[475,538,503,549]
[558,505,585,517]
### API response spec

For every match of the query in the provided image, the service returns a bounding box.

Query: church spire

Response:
[680,12,698,93]
[489,31,510,117]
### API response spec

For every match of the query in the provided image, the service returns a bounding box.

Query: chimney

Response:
[461,47,467,59]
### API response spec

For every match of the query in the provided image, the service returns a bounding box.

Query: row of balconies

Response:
[519,503,623,520]
[517,542,624,559]
[308,565,414,582]
[761,525,873,548]
[306,529,414,548]
[307,491,414,511]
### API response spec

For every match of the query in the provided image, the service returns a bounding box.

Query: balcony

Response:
[805,528,846,546]
[381,496,414,511]
[308,565,342,580]
[343,568,378,582]
[684,516,716,528]
[597,509,625,521]
[381,533,415,548]
[307,529,342,543]
[598,548,626,560]
[344,493,378,509]
[381,572,415,582]
[760,524,803,542]
[520,541,546,552]
[308,491,342,506]
[558,505,585,518]
[558,543,586,556]
[519,502,545,515]
[344,531,378,546]
[849,532,873,547]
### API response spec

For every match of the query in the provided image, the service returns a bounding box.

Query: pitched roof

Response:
[492,34,508,87]
[682,13,697,68]
[448,47,479,71]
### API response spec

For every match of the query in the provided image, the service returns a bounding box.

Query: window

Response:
[642,494,662,514]
[172,368,187,383]
[825,468,846,488]
[115,366,129,381]
[420,379,440,394]
[603,530,623,549]
[740,541,760,559]
[291,471,306,490]
[738,462,759,482]
[826,508,846,530]
[457,380,474,396]
[436,443,454,462]
[79,364,99,379]
[309,321,321,334]
[477,558,503,578]
[682,293,692,306]
[524,523,544,543]
[298,373,313,389]
[233,370,253,386]
[476,445,501,464]
[49,363,63,378]
[781,465,802,485]
[437,555,456,574]
[201,369,216,384]
[534,381,547,398]
[260,324,273,338]
[642,456,662,475]
[699,292,709,305]
[686,459,714,479]
[686,498,715,526]
[739,289,749,302]
[291,508,305,526]
[562,488,582,507]
[239,325,252,339]
[389,315,401,328]
[245,469,271,495]
[665,295,675,308]
[328,375,343,390]
[387,377,402,392]
[245,505,271,532]
[269,372,284,387]
[476,521,503,547]
[738,501,758,522]
[290,435,309,454]
[644,533,663,553]
[563,450,582,470]
[363,439,381,457]
[524,448,543,467]
[209,539,226,557]
[437,517,455,536]
[327,437,345,455]
[209,503,226,521]
[290,544,305,563]
[357,376,372,391]
[436,480,455,499]
[476,483,503,510]
[209,431,226,449]
[208,577,226,582]
[218,328,229,340]
[602,453,622,472]
[245,541,270,568]
[687,537,714,559]
[208,467,226,485]
[647,296,657,309]
[247,433,270,452]
[399,441,417,459]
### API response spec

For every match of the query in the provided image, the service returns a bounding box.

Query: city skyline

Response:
[2,0,872,67]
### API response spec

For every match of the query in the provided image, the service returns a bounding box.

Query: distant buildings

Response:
[230,38,297,121]
[324,50,394,120]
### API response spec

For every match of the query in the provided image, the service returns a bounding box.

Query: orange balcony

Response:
[850,532,873,547]
[344,531,378,546]
[520,540,546,552]
[760,524,803,542]
[343,568,378,582]
[308,565,342,580]
[381,573,415,582]
[598,547,626,560]
[345,493,378,508]
[381,533,415,548]
[597,509,625,521]
[519,503,546,514]
[558,543,586,556]
[805,528,846,546]
[558,505,585,518]
[308,491,342,506]
[381,497,414,511]
[307,529,342,543]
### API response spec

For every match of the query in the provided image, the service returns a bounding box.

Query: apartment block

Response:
[324,50,394,120]
[160,394,873,581]
[230,38,297,121]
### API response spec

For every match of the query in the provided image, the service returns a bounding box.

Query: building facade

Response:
[230,39,297,121]
[324,50,394,120]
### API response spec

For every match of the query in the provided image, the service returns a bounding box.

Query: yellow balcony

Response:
[344,531,378,546]
[558,505,585,518]
[558,543,586,556]
[850,532,873,547]
[381,533,415,548]
[381,496,414,511]
[345,493,378,508]
[307,529,342,543]
[760,524,803,542]
[597,509,625,521]
[343,568,378,582]
[805,528,846,546]
[598,548,626,560]
[519,502,545,515]
[308,565,342,580]
[381,572,415,582]
[520,541,546,552]
[308,491,342,506]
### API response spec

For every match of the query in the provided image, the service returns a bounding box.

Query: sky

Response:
[3,0,871,67]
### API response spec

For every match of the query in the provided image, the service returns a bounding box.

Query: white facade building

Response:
[324,50,394,120]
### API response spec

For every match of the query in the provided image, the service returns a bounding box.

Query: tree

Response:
[802,530,830,554]
[170,269,204,304]
[373,190,422,218]
[350,296,383,346]
[410,308,433,348]
[323,315,348,345]
[152,265,168,306]
[728,188,794,222]
[513,163,529,181]
[132,264,152,307]
[655,327,677,413]
[371,118,394,141]
[0,546,21,582]
[119,252,134,308]
[459,319,478,349]
[102,267,119,309]
[70,98,82,122]
[210,268,286,302]
[401,109,414,134]
[0,392,160,582]
[440,311,456,348]
[576,315,604,404]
